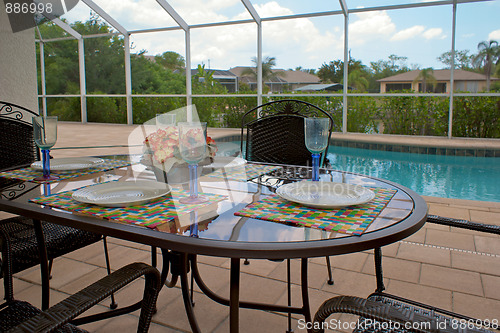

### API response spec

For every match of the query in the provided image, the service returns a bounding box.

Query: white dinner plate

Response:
[204,156,247,169]
[72,180,171,207]
[276,181,375,209]
[31,157,104,172]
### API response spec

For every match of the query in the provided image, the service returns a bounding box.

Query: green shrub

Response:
[47,97,81,121]
[132,97,185,124]
[452,95,500,138]
[87,97,127,124]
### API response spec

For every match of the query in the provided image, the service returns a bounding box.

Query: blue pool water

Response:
[327,146,500,202]
[219,141,499,202]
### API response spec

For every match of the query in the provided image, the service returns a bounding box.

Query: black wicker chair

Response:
[313,215,500,333]
[0,101,115,310]
[0,232,161,333]
[313,293,497,333]
[241,99,333,168]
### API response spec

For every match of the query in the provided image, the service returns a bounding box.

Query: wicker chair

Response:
[241,99,333,168]
[313,215,500,333]
[0,101,115,309]
[0,232,161,333]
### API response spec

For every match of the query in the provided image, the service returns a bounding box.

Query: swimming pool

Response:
[218,141,499,202]
[327,146,500,202]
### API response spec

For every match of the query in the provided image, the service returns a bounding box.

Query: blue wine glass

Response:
[178,122,209,204]
[304,118,330,181]
[33,116,59,181]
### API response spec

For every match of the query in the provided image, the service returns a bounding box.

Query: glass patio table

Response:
[0,155,427,333]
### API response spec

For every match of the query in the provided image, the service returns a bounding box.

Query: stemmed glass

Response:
[304,117,330,181]
[32,116,59,181]
[156,113,176,129]
[178,122,208,204]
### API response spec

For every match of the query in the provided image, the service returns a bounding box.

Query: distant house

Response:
[190,69,238,92]
[142,55,156,62]
[378,69,499,93]
[294,83,351,92]
[229,67,320,92]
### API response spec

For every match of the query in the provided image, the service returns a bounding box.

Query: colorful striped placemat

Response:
[234,187,397,236]
[30,184,227,230]
[0,159,132,183]
[205,163,282,182]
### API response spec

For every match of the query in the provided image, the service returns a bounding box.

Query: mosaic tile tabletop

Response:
[205,163,282,182]
[0,159,132,184]
[30,183,227,230]
[235,187,397,236]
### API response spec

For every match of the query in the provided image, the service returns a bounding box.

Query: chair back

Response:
[241,99,333,167]
[0,101,40,171]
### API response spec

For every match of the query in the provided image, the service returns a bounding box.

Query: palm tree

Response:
[473,40,500,91]
[344,69,369,91]
[241,56,286,91]
[413,68,437,92]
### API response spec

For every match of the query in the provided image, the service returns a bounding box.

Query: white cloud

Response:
[349,11,396,45]
[91,0,177,30]
[423,28,445,40]
[390,25,445,41]
[489,29,500,41]
[254,1,293,17]
[181,1,341,69]
[391,25,425,41]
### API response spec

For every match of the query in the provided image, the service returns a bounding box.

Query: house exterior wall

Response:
[0,9,38,111]
[380,80,490,93]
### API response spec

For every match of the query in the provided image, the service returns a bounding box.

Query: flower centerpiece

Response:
[141,126,217,183]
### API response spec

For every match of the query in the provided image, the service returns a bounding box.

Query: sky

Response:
[59,0,500,71]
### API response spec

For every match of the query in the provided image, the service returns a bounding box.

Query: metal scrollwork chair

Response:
[240,99,335,332]
[240,99,335,277]
[313,215,500,333]
[0,101,116,310]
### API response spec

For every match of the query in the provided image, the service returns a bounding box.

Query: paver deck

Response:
[1,122,499,332]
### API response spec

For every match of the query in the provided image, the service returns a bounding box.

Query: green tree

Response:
[318,59,367,85]
[241,56,285,92]
[36,21,79,95]
[131,51,185,94]
[344,69,369,92]
[154,51,185,71]
[37,15,187,122]
[473,40,500,91]
[437,49,473,70]
[317,60,343,83]
[413,68,437,92]
[295,66,316,75]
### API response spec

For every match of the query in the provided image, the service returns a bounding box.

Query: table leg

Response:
[33,219,50,310]
[301,258,312,325]
[287,259,293,333]
[374,247,385,292]
[179,252,201,333]
[160,248,179,288]
[230,258,240,333]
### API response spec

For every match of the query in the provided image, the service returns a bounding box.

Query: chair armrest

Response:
[427,215,500,235]
[8,262,161,333]
[313,295,495,333]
